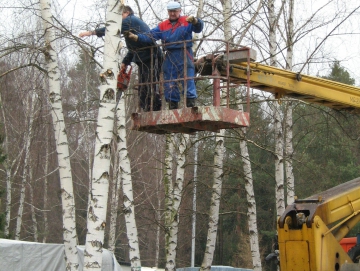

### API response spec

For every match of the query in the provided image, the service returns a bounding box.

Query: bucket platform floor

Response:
[131,106,250,134]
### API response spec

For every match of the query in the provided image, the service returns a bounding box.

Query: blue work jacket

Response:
[137,16,204,51]
[95,15,160,65]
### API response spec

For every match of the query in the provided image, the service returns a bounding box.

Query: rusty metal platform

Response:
[131,106,250,134]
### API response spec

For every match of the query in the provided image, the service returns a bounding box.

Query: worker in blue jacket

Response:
[79,6,162,111]
[125,1,204,109]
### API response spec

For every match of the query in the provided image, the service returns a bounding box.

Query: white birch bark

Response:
[200,130,225,271]
[0,91,10,237]
[166,134,188,271]
[285,106,294,205]
[192,0,204,52]
[39,0,78,269]
[164,134,174,271]
[239,128,262,271]
[155,152,164,268]
[191,133,199,267]
[83,1,123,269]
[117,97,141,271]
[43,123,49,243]
[269,0,285,217]
[108,138,120,252]
[29,173,38,242]
[274,106,285,217]
[29,90,38,242]
[4,162,12,237]
[155,176,161,268]
[190,0,203,263]
[108,103,123,253]
[236,90,262,270]
[200,1,230,269]
[0,92,23,238]
[15,91,34,240]
[285,0,295,205]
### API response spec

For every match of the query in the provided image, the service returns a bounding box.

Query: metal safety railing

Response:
[128,38,252,114]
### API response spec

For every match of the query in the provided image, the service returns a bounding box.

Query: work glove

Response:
[123,31,138,42]
[186,15,198,25]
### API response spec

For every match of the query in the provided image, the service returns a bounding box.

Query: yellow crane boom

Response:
[208,48,360,111]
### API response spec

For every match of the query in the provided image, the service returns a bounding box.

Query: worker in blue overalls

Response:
[79,6,162,111]
[126,1,204,109]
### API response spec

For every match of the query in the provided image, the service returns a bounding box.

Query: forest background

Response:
[1,0,360,271]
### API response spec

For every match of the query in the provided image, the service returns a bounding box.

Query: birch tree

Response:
[1,91,23,238]
[108,133,120,253]
[268,0,286,218]
[237,91,262,271]
[155,156,163,269]
[190,0,203,265]
[83,0,123,270]
[29,171,38,241]
[14,91,34,240]
[200,131,224,271]
[43,122,50,243]
[117,97,141,271]
[164,134,174,271]
[39,0,79,269]
[191,133,199,267]
[200,1,230,269]
[284,0,295,205]
[165,134,189,271]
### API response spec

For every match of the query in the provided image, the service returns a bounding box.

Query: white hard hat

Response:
[167,1,181,10]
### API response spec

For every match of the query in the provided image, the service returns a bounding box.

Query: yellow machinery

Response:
[198,48,360,271]
[277,178,360,271]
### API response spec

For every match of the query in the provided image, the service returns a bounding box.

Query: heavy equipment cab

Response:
[129,41,360,270]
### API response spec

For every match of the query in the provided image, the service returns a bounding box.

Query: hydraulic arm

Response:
[199,48,360,111]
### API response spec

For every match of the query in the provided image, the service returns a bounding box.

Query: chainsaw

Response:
[116,66,132,106]
[117,66,132,91]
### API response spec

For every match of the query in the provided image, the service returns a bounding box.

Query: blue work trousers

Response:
[163,48,197,102]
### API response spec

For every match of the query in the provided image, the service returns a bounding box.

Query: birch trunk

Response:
[200,130,225,271]
[191,133,199,267]
[238,125,262,271]
[190,0,203,263]
[155,153,164,268]
[274,106,285,216]
[39,0,78,269]
[117,97,141,271]
[155,178,161,268]
[43,123,49,243]
[15,91,34,240]
[108,138,120,252]
[166,134,188,271]
[29,90,38,242]
[108,108,121,253]
[83,1,123,269]
[4,162,11,237]
[285,0,295,205]
[164,134,174,271]
[0,92,22,238]
[29,176,38,242]
[285,106,294,205]
[268,0,285,217]
[200,1,230,269]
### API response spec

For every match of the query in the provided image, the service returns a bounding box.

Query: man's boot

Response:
[169,101,178,109]
[186,98,196,107]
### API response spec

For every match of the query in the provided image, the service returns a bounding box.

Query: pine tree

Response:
[323,61,355,85]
